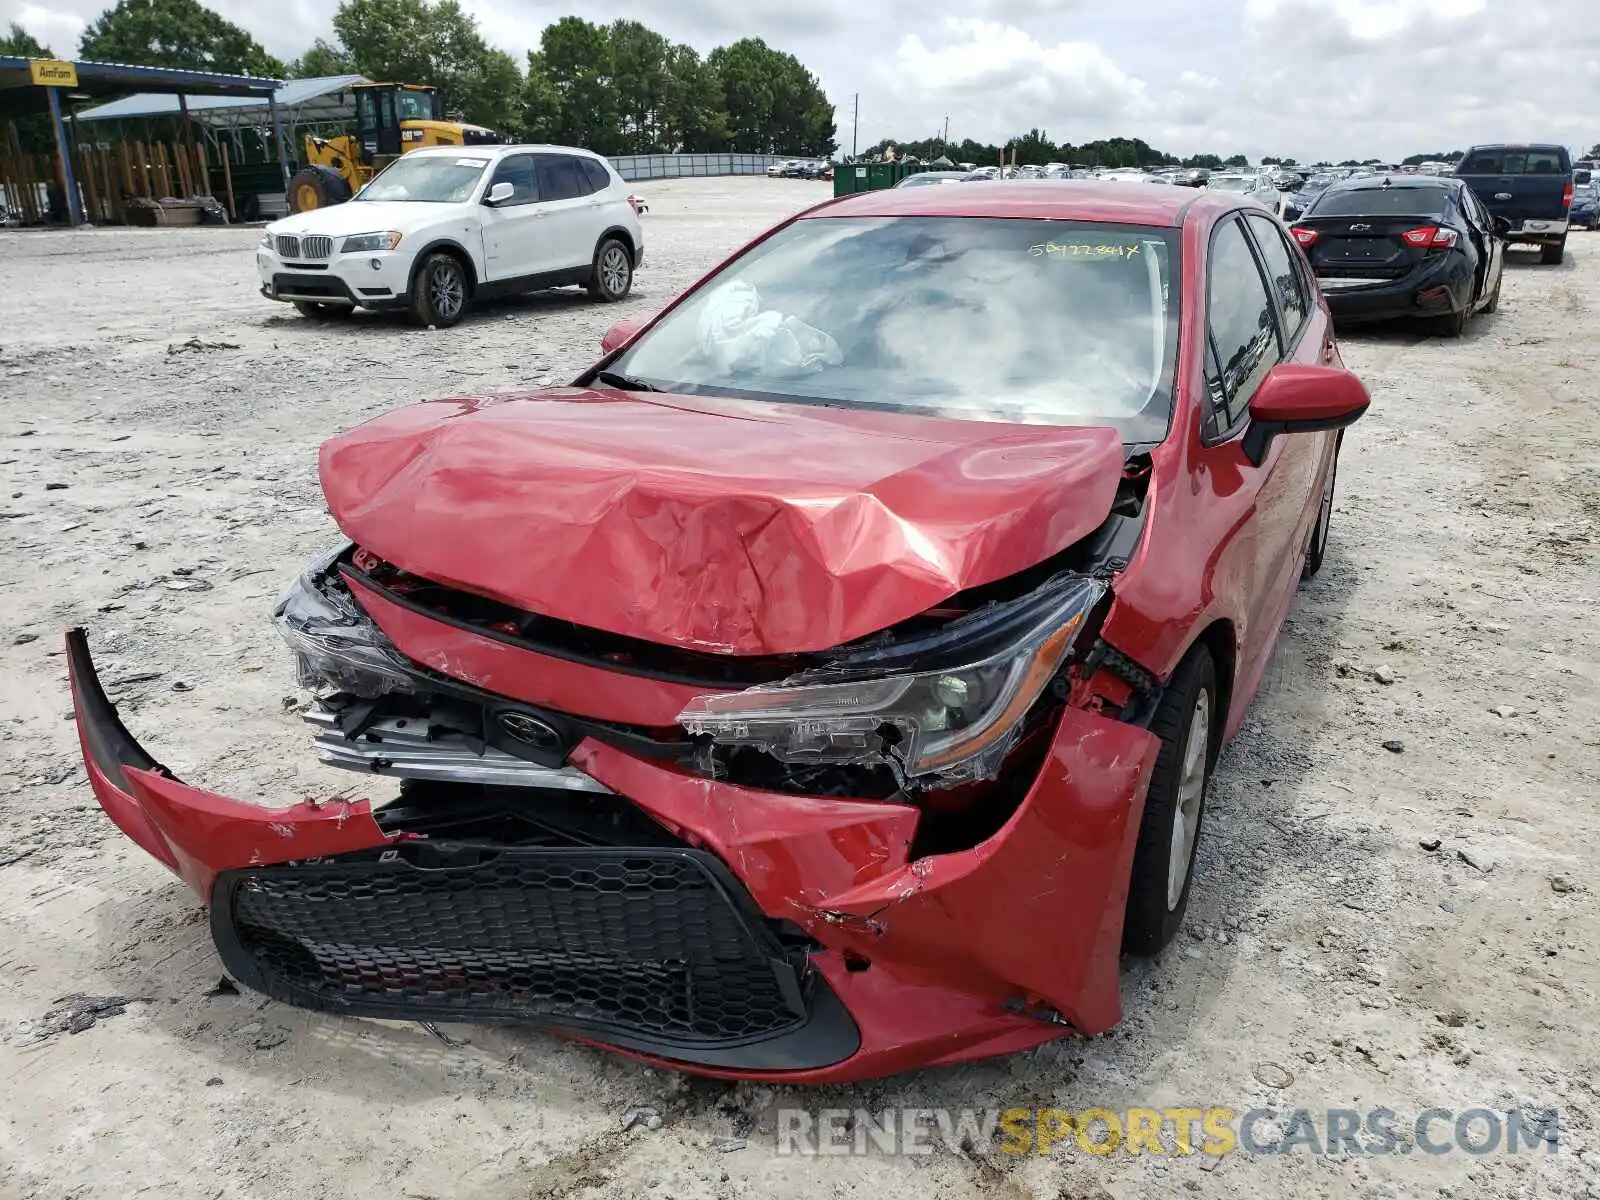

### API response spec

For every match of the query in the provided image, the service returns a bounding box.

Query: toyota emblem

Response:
[496,711,564,753]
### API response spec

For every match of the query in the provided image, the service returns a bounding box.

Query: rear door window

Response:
[579,158,612,193]
[1207,217,1283,430]
[537,155,593,202]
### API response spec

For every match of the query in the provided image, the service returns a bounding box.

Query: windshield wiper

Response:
[593,369,659,392]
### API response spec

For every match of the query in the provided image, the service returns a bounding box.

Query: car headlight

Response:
[340,231,403,253]
[273,543,416,696]
[679,575,1105,785]
[259,231,273,248]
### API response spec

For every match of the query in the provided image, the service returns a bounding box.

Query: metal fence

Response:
[607,153,801,182]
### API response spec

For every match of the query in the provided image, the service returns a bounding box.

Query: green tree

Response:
[1183,153,1224,170]
[538,17,621,153]
[1225,153,1249,167]
[1,22,52,57]
[708,38,833,155]
[660,45,727,152]
[286,39,351,79]
[608,19,671,151]
[332,0,520,132]
[79,0,283,76]
[521,51,562,141]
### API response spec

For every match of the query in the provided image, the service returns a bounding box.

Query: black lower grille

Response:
[211,844,811,1047]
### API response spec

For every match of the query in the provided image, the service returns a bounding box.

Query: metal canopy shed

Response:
[76,74,368,131]
[0,56,284,225]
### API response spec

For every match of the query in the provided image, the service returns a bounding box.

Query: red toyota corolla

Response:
[69,182,1368,1082]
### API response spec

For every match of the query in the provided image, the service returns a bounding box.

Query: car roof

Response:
[811,180,1218,227]
[1324,174,1461,191]
[403,143,604,161]
[1463,143,1568,153]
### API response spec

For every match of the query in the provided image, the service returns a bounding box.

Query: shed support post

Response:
[46,86,81,227]
[269,91,291,190]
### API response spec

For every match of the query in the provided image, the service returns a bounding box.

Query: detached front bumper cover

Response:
[69,618,1163,1082]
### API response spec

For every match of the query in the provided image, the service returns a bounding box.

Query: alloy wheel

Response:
[429,263,464,321]
[1167,689,1210,911]
[600,245,630,295]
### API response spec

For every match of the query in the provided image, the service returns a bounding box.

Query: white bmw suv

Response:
[256,144,645,327]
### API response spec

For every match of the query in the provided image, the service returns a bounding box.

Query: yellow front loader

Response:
[288,82,510,212]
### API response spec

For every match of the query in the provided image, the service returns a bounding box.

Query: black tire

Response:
[1433,304,1468,338]
[586,237,633,302]
[292,301,353,321]
[286,165,352,214]
[408,251,470,328]
[1303,439,1338,579]
[1123,644,1218,956]
[1541,237,1565,265]
[1482,275,1501,314]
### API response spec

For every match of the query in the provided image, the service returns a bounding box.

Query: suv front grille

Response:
[301,235,333,259]
[275,234,300,258]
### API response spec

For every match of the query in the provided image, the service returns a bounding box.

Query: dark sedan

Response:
[1291,176,1506,337]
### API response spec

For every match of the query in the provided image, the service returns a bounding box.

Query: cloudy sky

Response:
[6,0,1599,161]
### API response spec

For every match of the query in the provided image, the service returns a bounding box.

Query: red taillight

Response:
[1291,226,1319,247]
[1401,225,1458,248]
[627,194,643,214]
[1562,181,1574,210]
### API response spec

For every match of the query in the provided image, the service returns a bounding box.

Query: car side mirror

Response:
[484,181,514,206]
[1242,364,1370,466]
[600,315,649,354]
[1492,215,1512,235]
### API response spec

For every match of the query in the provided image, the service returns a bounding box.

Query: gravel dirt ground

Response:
[1,177,1597,1200]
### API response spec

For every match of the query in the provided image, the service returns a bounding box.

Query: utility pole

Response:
[852,93,859,160]
[942,115,949,153]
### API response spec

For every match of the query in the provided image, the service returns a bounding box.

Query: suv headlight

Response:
[340,231,403,253]
[679,575,1105,784]
[259,231,273,248]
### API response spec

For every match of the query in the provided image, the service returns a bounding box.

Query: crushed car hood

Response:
[319,389,1126,655]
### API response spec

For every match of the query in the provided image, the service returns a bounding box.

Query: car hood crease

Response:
[319,389,1127,656]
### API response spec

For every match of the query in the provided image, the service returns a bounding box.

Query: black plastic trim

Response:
[65,628,171,791]
[209,845,862,1072]
[340,561,795,690]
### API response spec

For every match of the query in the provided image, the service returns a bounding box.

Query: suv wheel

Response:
[409,252,469,328]
[586,238,633,302]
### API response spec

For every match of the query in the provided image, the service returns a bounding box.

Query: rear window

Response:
[1458,148,1569,175]
[1305,187,1449,218]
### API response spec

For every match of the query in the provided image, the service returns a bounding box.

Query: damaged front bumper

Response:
[68,580,1161,1081]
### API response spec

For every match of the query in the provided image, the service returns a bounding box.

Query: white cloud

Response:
[4,0,1598,163]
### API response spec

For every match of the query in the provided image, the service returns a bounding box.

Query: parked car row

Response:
[767,158,834,180]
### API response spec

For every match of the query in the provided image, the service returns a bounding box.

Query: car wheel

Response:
[1482,276,1501,314]
[292,301,353,321]
[1541,237,1565,265]
[586,237,633,302]
[1303,440,1338,579]
[1433,305,1469,338]
[409,252,469,328]
[1123,643,1217,956]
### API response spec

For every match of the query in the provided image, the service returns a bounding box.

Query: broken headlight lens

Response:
[272,543,416,696]
[678,576,1105,784]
